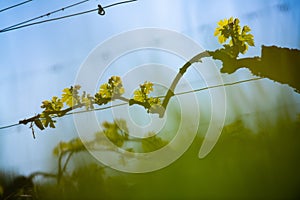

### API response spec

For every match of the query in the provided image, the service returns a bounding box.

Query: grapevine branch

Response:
[0,78,262,132]
[161,51,210,117]
[19,104,85,125]
[1,18,298,136]
[17,53,209,134]
[13,17,259,136]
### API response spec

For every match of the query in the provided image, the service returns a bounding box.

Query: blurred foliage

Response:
[140,132,168,153]
[0,173,35,200]
[0,185,3,197]
[1,119,168,199]
[54,119,168,157]
[53,138,85,156]
[35,163,111,200]
[2,115,300,199]
[100,119,129,148]
[119,115,300,200]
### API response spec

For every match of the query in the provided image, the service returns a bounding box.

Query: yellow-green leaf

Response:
[143,82,154,94]
[99,83,112,98]
[218,35,226,44]
[133,90,144,102]
[61,88,74,107]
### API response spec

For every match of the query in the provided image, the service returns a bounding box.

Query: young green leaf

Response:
[214,17,255,57]
[95,76,125,105]
[133,81,163,113]
[61,86,81,107]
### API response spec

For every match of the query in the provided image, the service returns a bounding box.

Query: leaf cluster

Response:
[28,76,164,133]
[214,17,254,58]
[130,82,164,114]
[101,119,129,147]
[141,132,168,152]
[95,76,125,105]
[94,119,168,153]
[53,138,86,156]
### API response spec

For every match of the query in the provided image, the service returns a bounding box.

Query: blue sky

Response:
[0,0,300,174]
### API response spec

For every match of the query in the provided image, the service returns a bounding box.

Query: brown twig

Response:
[160,51,210,117]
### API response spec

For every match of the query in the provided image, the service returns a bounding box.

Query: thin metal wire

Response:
[0,0,33,13]
[0,123,20,130]
[0,0,138,33]
[176,77,264,96]
[0,0,90,32]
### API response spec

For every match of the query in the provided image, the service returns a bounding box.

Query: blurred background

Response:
[0,0,300,199]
